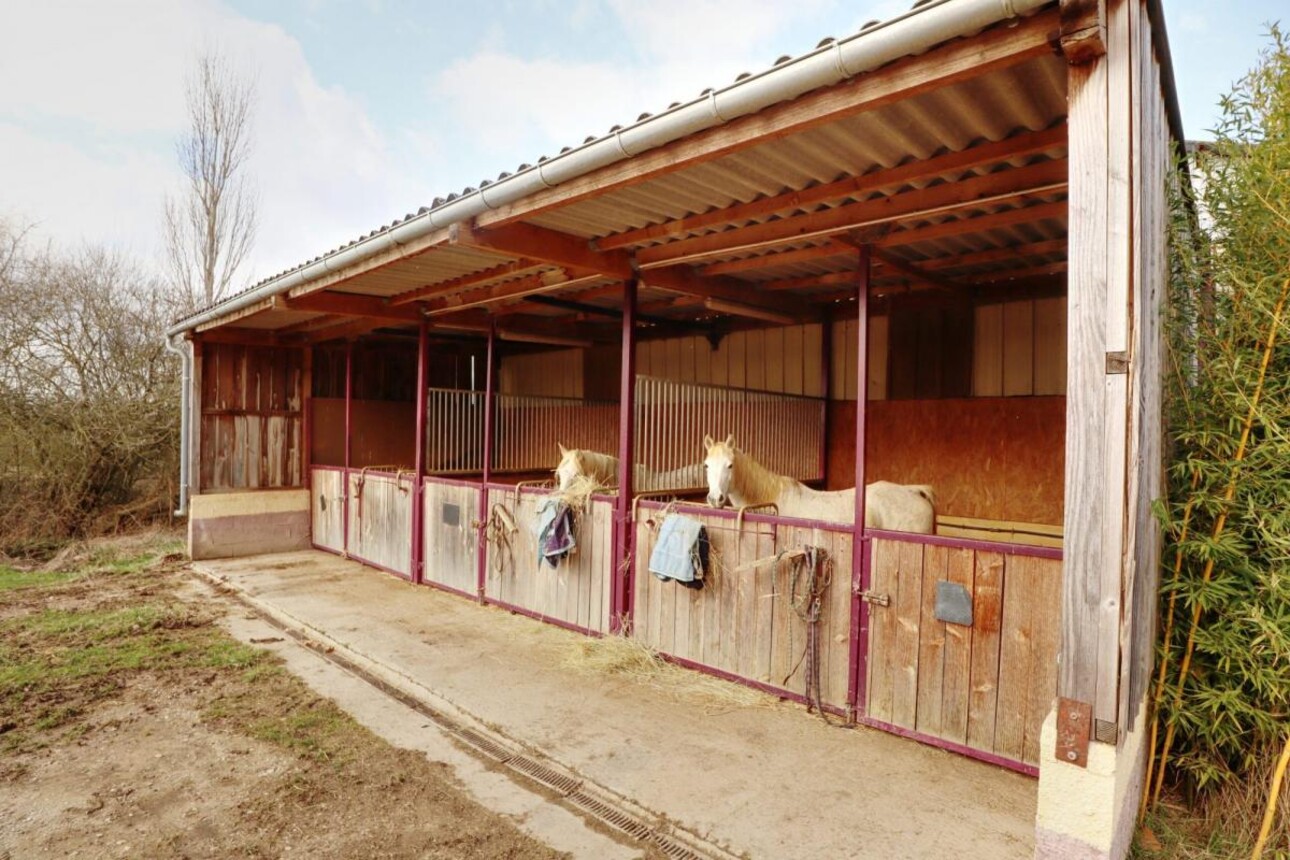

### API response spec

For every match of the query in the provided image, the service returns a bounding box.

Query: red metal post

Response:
[475,323,496,601]
[411,320,428,585]
[847,245,872,720]
[611,279,638,634]
[343,340,353,556]
[302,346,313,491]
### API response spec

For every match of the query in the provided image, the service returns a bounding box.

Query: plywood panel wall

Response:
[637,324,828,397]
[827,396,1066,524]
[499,348,585,398]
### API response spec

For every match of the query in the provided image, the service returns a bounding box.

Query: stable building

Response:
[166,2,1184,857]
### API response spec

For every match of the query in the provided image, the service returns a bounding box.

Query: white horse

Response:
[555,443,703,493]
[702,434,935,532]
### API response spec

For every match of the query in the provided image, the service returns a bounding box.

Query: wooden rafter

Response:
[452,220,814,320]
[196,327,295,347]
[475,8,1060,229]
[276,292,422,322]
[870,249,962,292]
[636,159,1068,268]
[422,271,604,316]
[964,261,1069,284]
[876,199,1068,249]
[386,258,539,306]
[916,238,1068,271]
[1059,0,1107,64]
[698,241,853,277]
[598,126,1066,252]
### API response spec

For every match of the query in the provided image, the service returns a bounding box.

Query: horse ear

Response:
[703,434,714,449]
[558,442,568,457]
[724,433,735,448]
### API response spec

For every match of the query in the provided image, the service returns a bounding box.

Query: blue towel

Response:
[535,499,576,568]
[648,515,708,589]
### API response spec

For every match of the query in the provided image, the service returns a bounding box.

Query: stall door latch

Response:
[858,590,890,608]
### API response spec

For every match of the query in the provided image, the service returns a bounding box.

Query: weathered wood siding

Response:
[310,468,345,553]
[973,297,1068,396]
[311,398,417,469]
[199,343,303,490]
[422,479,481,595]
[482,488,613,633]
[865,535,1061,767]
[632,503,853,710]
[346,471,414,577]
[637,324,827,397]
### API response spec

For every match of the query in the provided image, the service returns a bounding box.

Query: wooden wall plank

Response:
[915,545,949,737]
[967,550,1004,752]
[973,304,1004,396]
[1025,555,1063,764]
[783,325,804,395]
[867,538,899,723]
[890,539,924,729]
[1033,297,1068,395]
[994,553,1034,762]
[868,315,889,401]
[803,323,824,399]
[1002,300,1035,396]
[939,547,976,745]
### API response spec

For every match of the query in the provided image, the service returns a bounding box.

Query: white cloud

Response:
[0,0,411,288]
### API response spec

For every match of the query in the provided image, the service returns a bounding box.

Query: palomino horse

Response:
[554,444,703,493]
[702,434,935,532]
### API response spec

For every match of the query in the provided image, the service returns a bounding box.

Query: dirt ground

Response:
[0,534,569,859]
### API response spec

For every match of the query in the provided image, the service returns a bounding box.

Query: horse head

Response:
[702,433,737,508]
[555,443,582,491]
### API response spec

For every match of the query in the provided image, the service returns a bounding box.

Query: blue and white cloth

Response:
[535,499,576,568]
[648,515,708,589]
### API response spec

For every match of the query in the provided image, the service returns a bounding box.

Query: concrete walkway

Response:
[194,550,1038,860]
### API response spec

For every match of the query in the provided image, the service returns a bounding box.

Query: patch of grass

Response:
[1133,804,1253,859]
[0,565,80,592]
[245,701,354,764]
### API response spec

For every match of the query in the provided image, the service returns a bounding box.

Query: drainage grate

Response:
[566,789,654,841]
[505,754,583,796]
[455,728,514,762]
[652,831,706,860]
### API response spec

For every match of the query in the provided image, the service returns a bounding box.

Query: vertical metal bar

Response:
[476,325,496,600]
[612,279,638,633]
[848,244,872,721]
[343,340,353,556]
[411,320,428,585]
[302,345,313,491]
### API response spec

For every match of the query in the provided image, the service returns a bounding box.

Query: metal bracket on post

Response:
[1056,696,1093,768]
[857,590,890,608]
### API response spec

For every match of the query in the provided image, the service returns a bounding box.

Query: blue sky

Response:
[0,0,1282,287]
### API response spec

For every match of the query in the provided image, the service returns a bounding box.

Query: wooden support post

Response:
[476,324,496,602]
[190,338,203,498]
[411,320,428,585]
[301,345,313,491]
[847,246,872,719]
[611,279,639,634]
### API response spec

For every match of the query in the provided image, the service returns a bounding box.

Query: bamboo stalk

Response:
[1151,277,1290,809]
[1251,734,1290,860]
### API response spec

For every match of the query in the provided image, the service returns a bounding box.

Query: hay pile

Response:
[562,634,776,712]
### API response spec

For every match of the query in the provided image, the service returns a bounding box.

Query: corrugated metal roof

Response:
[176,2,1103,339]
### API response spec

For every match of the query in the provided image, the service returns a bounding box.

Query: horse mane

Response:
[725,445,793,505]
[572,449,619,484]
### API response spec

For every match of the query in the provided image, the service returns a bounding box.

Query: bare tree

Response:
[164,51,258,308]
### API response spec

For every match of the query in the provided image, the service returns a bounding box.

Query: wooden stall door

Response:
[632,504,853,710]
[482,488,613,633]
[865,535,1061,768]
[311,468,345,553]
[347,472,414,577]
[422,479,480,596]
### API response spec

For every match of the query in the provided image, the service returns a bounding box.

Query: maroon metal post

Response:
[411,320,428,585]
[475,323,496,601]
[343,340,354,556]
[611,278,638,634]
[846,245,872,720]
[302,346,313,491]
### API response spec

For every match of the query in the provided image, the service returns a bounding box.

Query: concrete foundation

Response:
[187,489,311,560]
[1033,705,1148,859]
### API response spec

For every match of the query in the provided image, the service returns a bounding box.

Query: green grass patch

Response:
[245,703,354,764]
[0,565,80,592]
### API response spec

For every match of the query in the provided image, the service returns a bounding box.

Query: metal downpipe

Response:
[163,335,192,517]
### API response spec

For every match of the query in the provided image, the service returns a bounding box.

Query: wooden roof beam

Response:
[915,238,1068,271]
[599,126,1066,252]
[387,258,539,306]
[475,7,1061,229]
[1059,0,1107,64]
[277,292,423,322]
[422,271,605,316]
[698,241,853,277]
[452,220,815,321]
[636,159,1068,268]
[877,199,1068,248]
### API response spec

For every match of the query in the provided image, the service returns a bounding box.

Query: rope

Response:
[481,502,518,576]
[779,546,837,725]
